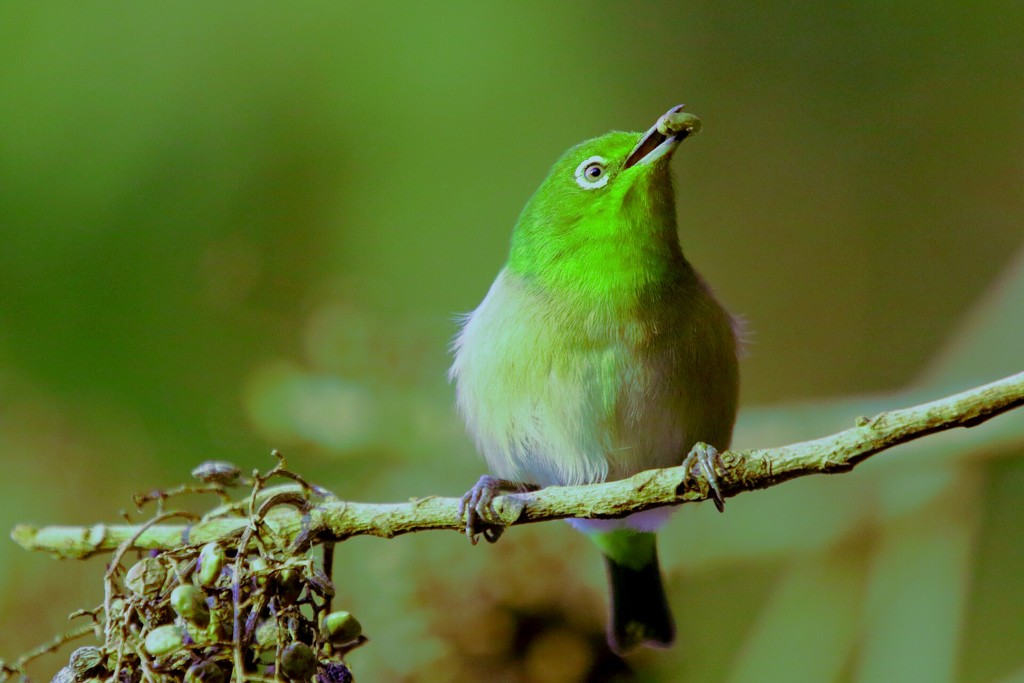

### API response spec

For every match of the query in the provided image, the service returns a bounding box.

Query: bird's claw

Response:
[683,443,726,512]
[458,475,505,544]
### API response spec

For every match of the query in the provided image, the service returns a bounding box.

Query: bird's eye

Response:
[574,156,610,189]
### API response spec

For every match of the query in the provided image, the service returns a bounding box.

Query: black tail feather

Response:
[603,548,675,655]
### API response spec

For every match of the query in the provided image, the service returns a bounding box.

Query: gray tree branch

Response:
[11,371,1024,560]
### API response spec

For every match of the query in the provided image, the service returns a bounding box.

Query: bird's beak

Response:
[622,104,702,169]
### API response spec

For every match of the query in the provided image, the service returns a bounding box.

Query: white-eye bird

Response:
[450,105,740,655]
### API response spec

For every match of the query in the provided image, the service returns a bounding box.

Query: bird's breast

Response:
[451,267,738,488]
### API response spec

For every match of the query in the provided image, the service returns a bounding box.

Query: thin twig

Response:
[0,623,93,678]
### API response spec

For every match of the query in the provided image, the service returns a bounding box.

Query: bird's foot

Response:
[682,443,726,512]
[458,475,506,545]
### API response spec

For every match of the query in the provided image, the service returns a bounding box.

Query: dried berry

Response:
[144,624,184,657]
[191,461,242,486]
[184,660,226,683]
[197,543,225,587]
[254,619,281,651]
[280,642,317,681]
[206,602,230,641]
[250,556,270,587]
[277,568,303,603]
[68,646,104,680]
[322,612,362,645]
[317,662,353,683]
[170,585,210,626]
[288,616,316,646]
[51,666,75,683]
[124,557,166,599]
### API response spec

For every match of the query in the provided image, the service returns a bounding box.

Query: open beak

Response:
[622,104,702,169]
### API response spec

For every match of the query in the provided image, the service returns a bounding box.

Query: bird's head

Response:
[507,105,702,292]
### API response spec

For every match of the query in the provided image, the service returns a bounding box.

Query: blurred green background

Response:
[1,2,1022,681]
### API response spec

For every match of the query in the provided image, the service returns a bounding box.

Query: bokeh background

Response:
[1,2,1022,681]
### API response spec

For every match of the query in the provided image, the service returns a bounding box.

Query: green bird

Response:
[450,105,740,655]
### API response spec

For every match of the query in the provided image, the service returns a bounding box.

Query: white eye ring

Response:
[574,156,609,189]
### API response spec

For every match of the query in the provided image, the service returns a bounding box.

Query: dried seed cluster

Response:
[56,543,360,683]
[3,456,363,683]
